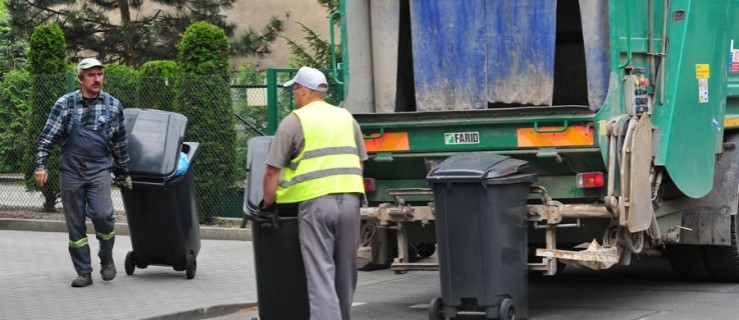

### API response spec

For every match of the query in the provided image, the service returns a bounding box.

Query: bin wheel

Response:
[124,251,136,275]
[499,298,516,320]
[428,297,444,320]
[185,254,197,279]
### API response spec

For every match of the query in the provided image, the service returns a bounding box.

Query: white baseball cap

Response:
[283,67,328,92]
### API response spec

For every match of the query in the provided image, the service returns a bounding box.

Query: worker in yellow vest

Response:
[261,66,368,320]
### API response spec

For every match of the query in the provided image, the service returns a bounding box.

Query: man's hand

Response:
[34,170,48,188]
[258,199,279,228]
[112,168,133,190]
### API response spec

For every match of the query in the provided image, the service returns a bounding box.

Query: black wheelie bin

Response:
[426,152,537,320]
[244,136,309,320]
[120,108,201,279]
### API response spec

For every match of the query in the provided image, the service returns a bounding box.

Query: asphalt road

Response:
[214,255,739,320]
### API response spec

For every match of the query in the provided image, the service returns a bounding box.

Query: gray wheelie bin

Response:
[244,136,309,320]
[120,108,201,279]
[426,152,537,320]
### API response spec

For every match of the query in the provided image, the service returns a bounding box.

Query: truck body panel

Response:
[263,0,739,283]
[651,0,730,197]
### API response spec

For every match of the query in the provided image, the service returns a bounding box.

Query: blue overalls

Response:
[60,92,116,275]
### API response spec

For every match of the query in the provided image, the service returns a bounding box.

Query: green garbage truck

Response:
[265,0,739,281]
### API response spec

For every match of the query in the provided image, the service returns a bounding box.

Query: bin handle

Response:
[131,179,170,187]
[243,202,300,224]
[129,171,187,188]
[534,120,569,133]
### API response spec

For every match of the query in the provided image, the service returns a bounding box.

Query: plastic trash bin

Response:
[244,136,309,320]
[120,108,201,279]
[426,152,537,320]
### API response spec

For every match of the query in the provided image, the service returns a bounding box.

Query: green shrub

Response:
[139,60,178,112]
[103,63,139,109]
[24,23,67,211]
[175,22,236,222]
[0,69,31,172]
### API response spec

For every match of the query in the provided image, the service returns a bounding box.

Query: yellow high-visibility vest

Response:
[275,101,364,204]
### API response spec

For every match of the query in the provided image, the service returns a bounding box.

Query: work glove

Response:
[258,199,279,228]
[112,168,133,190]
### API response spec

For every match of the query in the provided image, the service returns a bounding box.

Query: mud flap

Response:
[677,133,739,245]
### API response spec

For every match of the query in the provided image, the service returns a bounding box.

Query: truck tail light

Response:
[363,178,376,192]
[576,172,604,188]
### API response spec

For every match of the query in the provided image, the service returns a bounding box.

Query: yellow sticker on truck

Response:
[696,64,710,79]
[696,64,710,103]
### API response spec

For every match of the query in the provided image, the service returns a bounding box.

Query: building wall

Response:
[224,0,331,71]
[107,0,330,71]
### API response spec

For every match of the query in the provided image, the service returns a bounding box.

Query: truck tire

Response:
[666,244,712,281]
[703,215,739,282]
[415,243,436,258]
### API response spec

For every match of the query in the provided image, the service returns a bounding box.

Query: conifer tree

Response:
[0,2,26,74]
[283,0,339,68]
[175,21,235,222]
[5,0,283,66]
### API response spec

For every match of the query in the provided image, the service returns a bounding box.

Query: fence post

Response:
[266,69,278,135]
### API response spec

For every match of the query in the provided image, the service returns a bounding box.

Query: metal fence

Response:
[0,69,345,218]
[0,72,273,218]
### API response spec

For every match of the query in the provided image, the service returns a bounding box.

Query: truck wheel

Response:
[666,244,712,281]
[415,243,437,258]
[703,215,739,282]
[406,244,420,263]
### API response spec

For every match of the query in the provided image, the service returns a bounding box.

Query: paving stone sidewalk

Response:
[0,230,257,320]
[0,225,441,320]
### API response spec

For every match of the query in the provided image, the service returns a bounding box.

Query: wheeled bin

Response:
[426,152,537,320]
[120,108,201,279]
[244,136,309,320]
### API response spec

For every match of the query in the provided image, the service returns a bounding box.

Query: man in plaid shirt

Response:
[33,58,131,287]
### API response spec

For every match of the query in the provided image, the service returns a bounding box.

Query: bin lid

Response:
[244,136,273,215]
[124,108,187,177]
[426,152,530,181]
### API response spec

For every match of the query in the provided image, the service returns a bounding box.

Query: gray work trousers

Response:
[298,193,361,320]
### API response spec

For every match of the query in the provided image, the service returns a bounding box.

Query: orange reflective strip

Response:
[517,126,594,147]
[724,118,739,128]
[364,132,410,152]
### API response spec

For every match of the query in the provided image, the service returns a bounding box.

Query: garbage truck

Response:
[264,0,739,281]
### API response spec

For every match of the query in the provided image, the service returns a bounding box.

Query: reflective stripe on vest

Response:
[276,101,364,204]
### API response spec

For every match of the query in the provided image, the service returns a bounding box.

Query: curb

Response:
[143,302,258,320]
[0,218,251,241]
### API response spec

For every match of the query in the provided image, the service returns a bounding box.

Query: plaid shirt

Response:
[35,90,129,171]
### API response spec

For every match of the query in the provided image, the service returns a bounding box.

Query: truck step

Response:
[535,240,620,270]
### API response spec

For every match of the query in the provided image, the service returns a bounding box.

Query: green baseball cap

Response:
[77,58,103,74]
